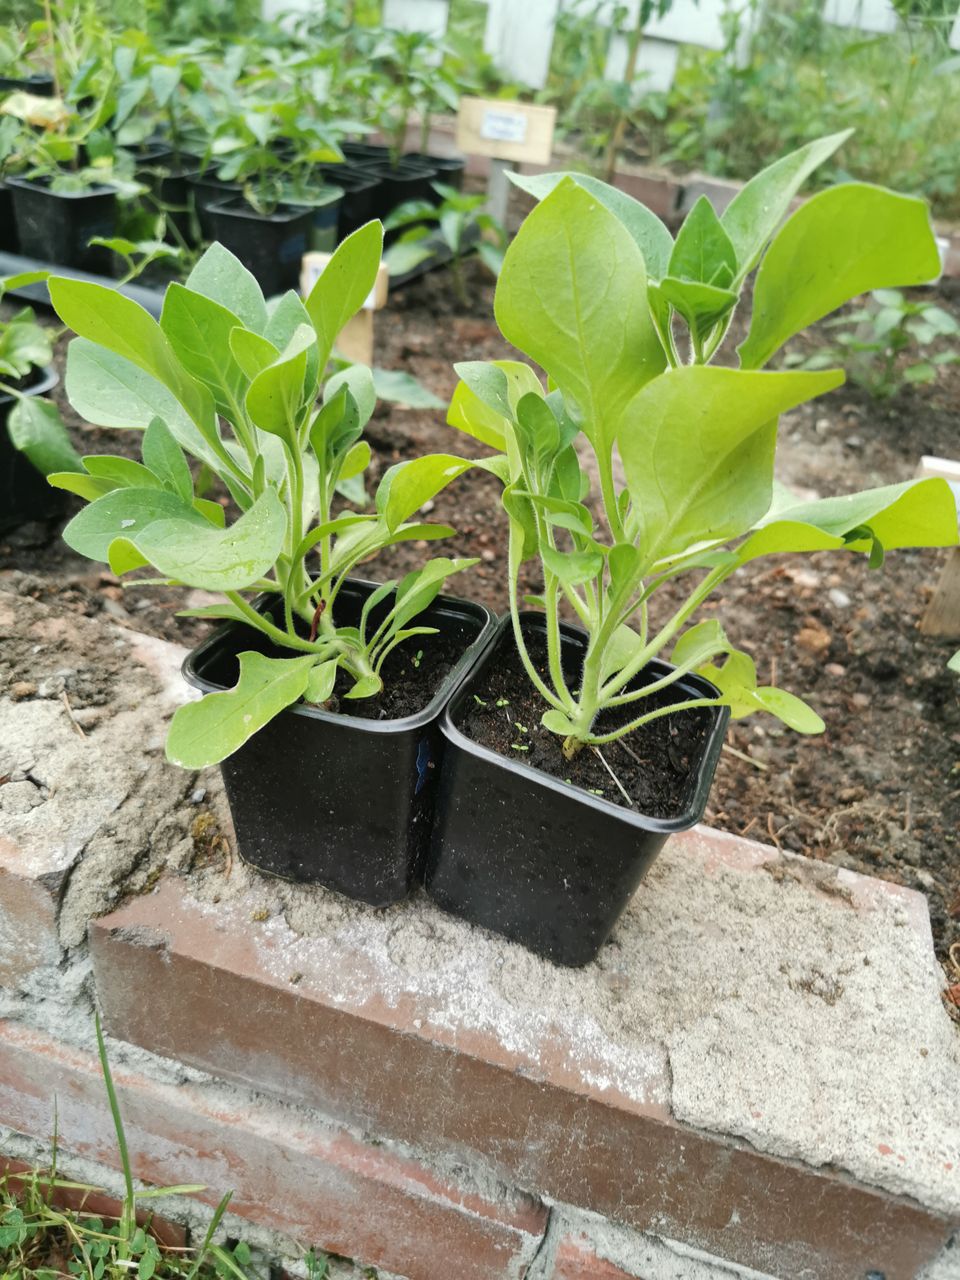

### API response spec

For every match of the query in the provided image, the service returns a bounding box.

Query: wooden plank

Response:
[456,96,556,166]
[920,548,960,640]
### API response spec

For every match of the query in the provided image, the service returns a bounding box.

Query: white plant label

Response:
[480,108,529,144]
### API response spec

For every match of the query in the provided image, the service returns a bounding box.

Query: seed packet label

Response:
[480,109,529,145]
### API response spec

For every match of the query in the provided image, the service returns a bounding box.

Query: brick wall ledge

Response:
[2,595,959,1278]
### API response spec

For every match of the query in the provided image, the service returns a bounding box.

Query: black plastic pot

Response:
[0,72,55,96]
[0,180,17,253]
[205,197,313,294]
[340,141,392,164]
[184,170,242,240]
[182,581,497,905]
[7,176,116,272]
[318,163,381,240]
[0,366,62,533]
[404,152,466,193]
[425,613,730,966]
[356,158,438,217]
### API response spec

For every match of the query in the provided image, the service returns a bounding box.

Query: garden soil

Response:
[1,248,958,993]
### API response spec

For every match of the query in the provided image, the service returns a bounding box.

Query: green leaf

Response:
[108,489,286,591]
[326,364,375,428]
[721,130,852,277]
[671,618,730,668]
[652,276,738,342]
[63,487,208,562]
[305,659,339,703]
[49,278,216,442]
[386,557,476,631]
[64,338,213,463]
[166,652,317,768]
[618,366,843,564]
[344,673,382,700]
[542,543,603,586]
[371,367,444,409]
[265,291,321,400]
[47,471,117,500]
[447,379,508,451]
[494,177,665,460]
[304,220,384,366]
[740,477,959,560]
[508,170,673,280]
[699,650,825,733]
[948,650,960,675]
[739,185,943,369]
[186,242,267,335]
[83,454,165,490]
[669,196,737,286]
[229,328,279,381]
[340,440,370,480]
[142,417,193,501]
[245,326,314,441]
[6,397,82,476]
[160,283,248,418]
[378,454,473,532]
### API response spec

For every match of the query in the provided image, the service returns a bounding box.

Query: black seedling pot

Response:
[357,159,438,217]
[0,180,18,252]
[182,580,497,906]
[8,176,116,272]
[0,72,55,96]
[404,152,466,193]
[0,367,63,533]
[205,197,313,295]
[340,141,392,164]
[318,163,381,240]
[425,613,730,966]
[184,170,242,240]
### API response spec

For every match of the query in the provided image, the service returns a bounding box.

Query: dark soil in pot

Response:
[425,613,729,966]
[7,176,117,272]
[182,579,497,905]
[0,366,63,534]
[205,197,313,295]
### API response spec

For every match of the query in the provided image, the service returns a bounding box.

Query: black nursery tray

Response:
[0,251,166,318]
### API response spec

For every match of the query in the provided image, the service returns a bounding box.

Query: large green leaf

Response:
[160,283,248,418]
[166,651,317,768]
[618,366,843,564]
[304,220,384,366]
[64,339,212,463]
[48,277,215,440]
[62,486,209,562]
[738,477,959,561]
[185,242,268,335]
[739,184,942,368]
[721,130,852,278]
[508,170,673,280]
[7,397,82,476]
[107,489,286,590]
[494,178,665,461]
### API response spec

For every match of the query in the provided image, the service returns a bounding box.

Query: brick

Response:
[90,824,960,1280]
[0,1157,187,1248]
[0,1020,546,1280]
[0,837,61,987]
[551,1234,637,1279]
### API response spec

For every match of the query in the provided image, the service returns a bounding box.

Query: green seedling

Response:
[46,224,478,767]
[444,133,959,760]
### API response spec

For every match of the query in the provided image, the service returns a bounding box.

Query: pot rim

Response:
[440,610,730,834]
[6,174,117,199]
[0,364,59,409]
[204,195,316,224]
[181,577,498,737]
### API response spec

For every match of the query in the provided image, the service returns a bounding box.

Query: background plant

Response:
[383,183,507,300]
[44,226,477,768]
[445,136,959,762]
[784,286,960,398]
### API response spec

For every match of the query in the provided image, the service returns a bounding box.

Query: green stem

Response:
[225,591,331,654]
[508,523,567,712]
[586,696,719,746]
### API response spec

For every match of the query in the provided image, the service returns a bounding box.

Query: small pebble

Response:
[828,588,852,608]
[481,549,496,562]
[825,662,846,677]
[420,499,435,514]
[191,787,207,804]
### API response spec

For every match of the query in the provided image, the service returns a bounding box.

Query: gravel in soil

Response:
[2,246,958,993]
[456,624,714,819]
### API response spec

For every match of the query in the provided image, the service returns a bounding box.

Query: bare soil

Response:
[2,252,958,993]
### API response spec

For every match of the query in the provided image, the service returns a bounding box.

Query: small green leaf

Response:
[186,242,267,335]
[229,327,279,381]
[7,397,82,476]
[166,652,317,768]
[245,326,314,441]
[378,454,473,532]
[83,454,165,490]
[669,195,737,286]
[344,673,382,700]
[305,659,339,703]
[371,367,444,409]
[326,364,375,427]
[142,417,193,501]
[542,543,603,586]
[305,221,384,367]
[542,708,578,737]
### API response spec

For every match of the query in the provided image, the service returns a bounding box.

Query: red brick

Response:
[0,1157,187,1248]
[551,1235,637,1280]
[89,864,956,1280]
[0,1020,546,1280]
